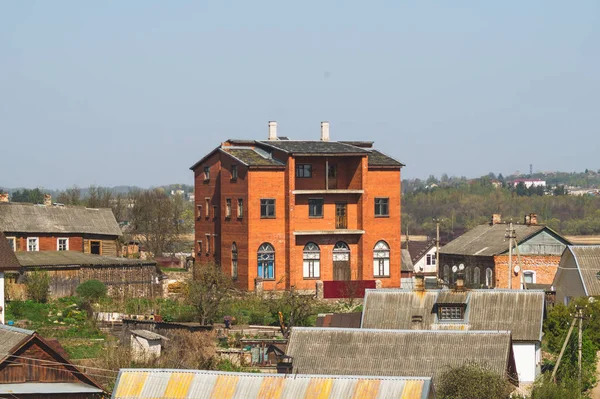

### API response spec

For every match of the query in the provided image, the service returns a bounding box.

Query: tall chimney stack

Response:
[268,121,278,141]
[529,213,538,225]
[320,121,330,142]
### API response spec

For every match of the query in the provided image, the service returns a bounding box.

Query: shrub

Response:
[76,280,107,303]
[437,362,513,399]
[25,270,50,303]
[530,373,588,399]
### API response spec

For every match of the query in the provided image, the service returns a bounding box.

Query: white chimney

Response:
[268,121,278,140]
[320,121,330,141]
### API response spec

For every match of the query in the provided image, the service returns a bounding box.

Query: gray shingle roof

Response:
[401,249,414,272]
[367,150,405,167]
[0,232,21,271]
[16,251,156,268]
[0,324,34,360]
[221,148,285,167]
[402,240,436,264]
[567,245,600,296]
[361,289,545,341]
[258,140,371,155]
[286,327,516,385]
[0,203,122,236]
[439,223,548,256]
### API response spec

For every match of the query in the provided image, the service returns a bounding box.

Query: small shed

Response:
[553,245,600,304]
[130,330,168,362]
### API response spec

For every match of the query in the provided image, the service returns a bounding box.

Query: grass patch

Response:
[62,340,105,360]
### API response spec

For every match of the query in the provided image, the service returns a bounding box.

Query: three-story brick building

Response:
[191,121,403,291]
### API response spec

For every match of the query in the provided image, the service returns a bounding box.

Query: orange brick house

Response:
[439,214,571,289]
[190,121,404,291]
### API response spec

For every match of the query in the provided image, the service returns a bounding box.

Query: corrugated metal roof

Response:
[568,245,600,296]
[0,232,21,271]
[111,369,435,399]
[16,251,156,268]
[286,328,515,386]
[401,249,413,272]
[131,330,167,341]
[0,324,34,359]
[0,382,103,394]
[439,223,547,256]
[361,289,545,341]
[0,202,122,236]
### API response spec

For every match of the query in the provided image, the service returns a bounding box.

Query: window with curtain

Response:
[303,242,320,278]
[257,243,275,279]
[373,240,390,277]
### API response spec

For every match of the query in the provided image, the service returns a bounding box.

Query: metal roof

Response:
[131,330,167,341]
[567,245,600,296]
[16,251,156,268]
[286,327,515,386]
[258,140,371,155]
[0,202,122,236]
[361,289,545,341]
[0,323,34,359]
[401,249,414,272]
[0,232,21,271]
[0,382,103,394]
[111,369,435,399]
[439,223,548,256]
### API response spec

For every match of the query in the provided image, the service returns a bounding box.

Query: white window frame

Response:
[373,240,390,277]
[6,236,16,252]
[237,198,243,218]
[57,237,69,251]
[523,270,536,285]
[303,242,321,279]
[27,237,39,252]
[426,253,436,266]
[225,199,232,218]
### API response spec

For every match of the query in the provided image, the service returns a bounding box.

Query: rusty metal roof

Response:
[286,328,515,387]
[111,369,435,399]
[361,289,545,341]
[0,202,122,236]
[566,245,600,296]
[439,223,548,256]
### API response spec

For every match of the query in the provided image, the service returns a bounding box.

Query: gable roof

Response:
[566,245,600,296]
[367,150,405,167]
[0,203,122,236]
[286,327,516,386]
[439,223,561,256]
[0,324,103,392]
[402,240,436,264]
[361,289,545,341]
[112,369,435,399]
[0,232,21,271]
[16,251,157,268]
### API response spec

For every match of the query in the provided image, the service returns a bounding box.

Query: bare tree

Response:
[56,186,81,205]
[187,264,235,326]
[268,288,316,338]
[86,185,113,209]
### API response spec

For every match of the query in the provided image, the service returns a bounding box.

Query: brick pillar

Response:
[315,280,324,300]
[375,279,382,289]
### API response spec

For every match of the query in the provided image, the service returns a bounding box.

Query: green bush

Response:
[436,362,513,399]
[76,280,107,303]
[25,270,50,303]
[530,374,589,399]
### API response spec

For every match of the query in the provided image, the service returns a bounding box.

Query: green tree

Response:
[76,279,107,303]
[11,188,45,204]
[436,362,513,399]
[25,270,51,303]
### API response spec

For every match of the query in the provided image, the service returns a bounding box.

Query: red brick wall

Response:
[494,255,561,289]
[194,152,221,267]
[362,167,402,288]
[12,235,85,252]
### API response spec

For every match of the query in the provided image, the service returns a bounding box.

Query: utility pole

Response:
[505,222,516,289]
[578,307,583,396]
[552,317,577,382]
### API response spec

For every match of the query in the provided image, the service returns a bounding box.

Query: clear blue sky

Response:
[1,1,598,189]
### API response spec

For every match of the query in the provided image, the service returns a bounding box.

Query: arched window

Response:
[231,242,238,279]
[465,267,472,286]
[333,241,350,260]
[443,265,450,285]
[257,243,274,279]
[373,240,390,277]
[473,267,481,287]
[333,241,351,281]
[303,242,320,278]
[486,268,493,288]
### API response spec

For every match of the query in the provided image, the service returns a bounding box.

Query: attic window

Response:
[438,305,464,320]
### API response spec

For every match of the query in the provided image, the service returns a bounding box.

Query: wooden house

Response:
[0,202,122,256]
[0,324,104,398]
